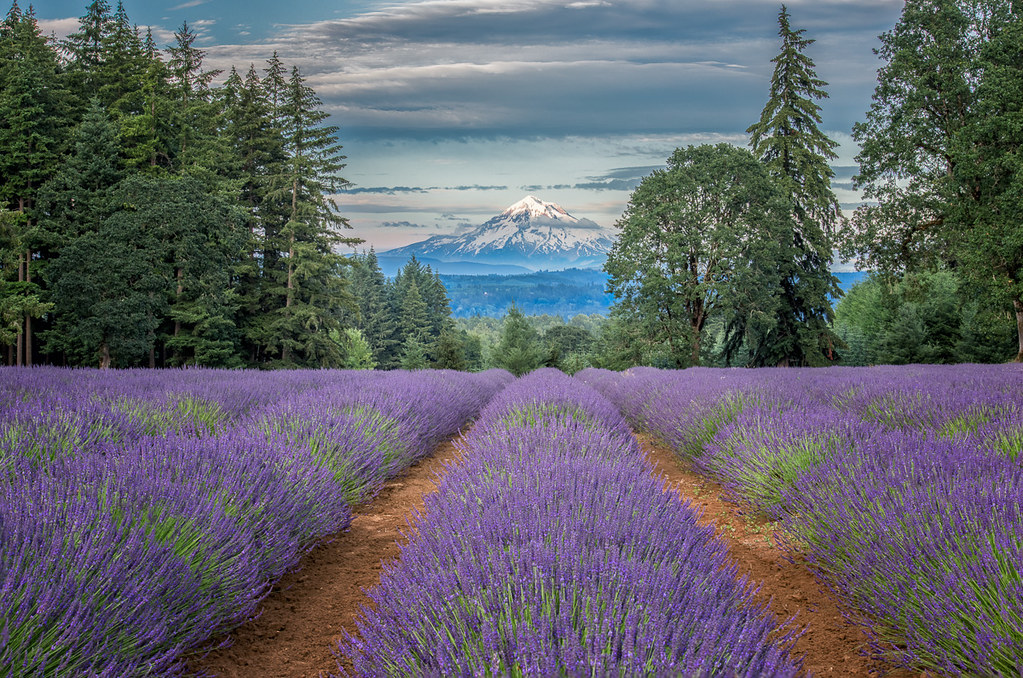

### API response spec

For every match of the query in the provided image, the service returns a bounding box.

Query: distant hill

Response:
[437,268,872,319]
[377,255,531,278]
[440,268,612,318]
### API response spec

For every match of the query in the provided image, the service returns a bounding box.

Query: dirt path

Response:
[640,435,922,678]
[193,437,463,678]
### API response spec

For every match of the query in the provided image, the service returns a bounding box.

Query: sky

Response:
[34,0,907,259]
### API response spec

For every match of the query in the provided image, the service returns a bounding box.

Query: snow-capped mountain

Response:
[383,196,615,271]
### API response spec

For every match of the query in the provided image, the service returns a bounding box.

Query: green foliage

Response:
[398,334,429,370]
[541,324,595,374]
[492,304,544,376]
[0,2,365,368]
[744,5,842,367]
[833,270,1017,365]
[605,144,790,368]
[335,327,376,370]
[844,0,1023,360]
[432,328,468,371]
[348,250,400,368]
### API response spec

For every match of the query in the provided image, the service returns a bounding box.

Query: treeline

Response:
[344,252,480,371]
[599,3,1023,368]
[440,269,613,318]
[0,1,358,368]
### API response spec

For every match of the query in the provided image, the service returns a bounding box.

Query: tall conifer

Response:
[745,5,842,366]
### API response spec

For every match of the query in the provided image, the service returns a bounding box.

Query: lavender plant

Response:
[590,363,1023,676]
[341,369,801,677]
[0,366,511,676]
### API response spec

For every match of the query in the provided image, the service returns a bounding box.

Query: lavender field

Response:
[341,369,802,676]
[0,367,511,676]
[579,364,1023,677]
[2,364,1022,677]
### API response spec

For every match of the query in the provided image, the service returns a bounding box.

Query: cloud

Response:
[169,0,209,10]
[380,221,433,229]
[36,18,79,39]
[520,167,659,192]
[196,0,902,142]
[345,186,430,195]
[344,184,506,194]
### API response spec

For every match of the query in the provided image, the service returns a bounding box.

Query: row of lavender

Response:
[0,366,512,677]
[341,368,802,676]
[579,364,1023,677]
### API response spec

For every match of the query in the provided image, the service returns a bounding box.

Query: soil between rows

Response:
[639,435,922,678]
[193,436,465,678]
[194,430,925,678]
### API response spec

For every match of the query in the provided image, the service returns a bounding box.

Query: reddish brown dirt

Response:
[639,434,924,678]
[192,436,463,678]
[191,429,929,678]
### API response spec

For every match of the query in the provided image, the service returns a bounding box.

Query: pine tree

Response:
[0,3,71,365]
[745,5,842,366]
[62,0,113,101]
[259,65,360,366]
[432,328,467,370]
[493,304,543,376]
[397,278,432,344]
[350,250,399,368]
[119,28,174,171]
[166,21,223,175]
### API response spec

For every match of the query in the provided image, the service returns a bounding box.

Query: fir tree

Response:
[493,304,543,376]
[350,250,400,368]
[62,0,113,101]
[260,65,360,365]
[744,5,842,366]
[0,4,71,365]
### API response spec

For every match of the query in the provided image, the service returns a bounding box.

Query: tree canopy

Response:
[605,144,790,368]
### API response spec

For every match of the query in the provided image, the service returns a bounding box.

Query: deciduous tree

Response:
[605,144,789,368]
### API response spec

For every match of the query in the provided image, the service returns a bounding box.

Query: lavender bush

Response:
[0,366,510,676]
[342,369,801,677]
[583,364,1023,676]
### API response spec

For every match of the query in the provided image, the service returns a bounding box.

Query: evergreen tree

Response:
[0,3,71,365]
[350,250,400,368]
[745,5,842,366]
[166,21,225,177]
[432,328,467,371]
[117,174,245,367]
[257,65,360,366]
[336,327,376,369]
[399,334,428,370]
[62,0,113,101]
[119,28,173,171]
[221,62,284,358]
[397,278,432,345]
[492,304,543,376]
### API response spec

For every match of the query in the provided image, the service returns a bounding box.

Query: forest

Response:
[2,0,1022,371]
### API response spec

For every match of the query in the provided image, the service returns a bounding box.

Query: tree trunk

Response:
[282,178,298,364]
[15,252,23,367]
[174,268,183,362]
[1014,298,1023,363]
[24,249,32,366]
[100,341,111,370]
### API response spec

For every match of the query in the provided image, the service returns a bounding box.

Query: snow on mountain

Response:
[382,196,615,271]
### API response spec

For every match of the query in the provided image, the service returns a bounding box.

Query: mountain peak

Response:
[502,195,577,223]
[382,196,614,271]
